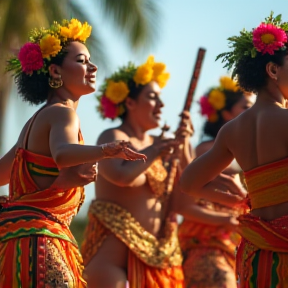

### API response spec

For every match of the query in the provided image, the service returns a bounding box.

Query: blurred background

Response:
[1,0,287,244]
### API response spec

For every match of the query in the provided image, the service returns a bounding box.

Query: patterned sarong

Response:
[81,200,185,288]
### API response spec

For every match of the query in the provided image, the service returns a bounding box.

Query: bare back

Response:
[223,100,288,219]
[225,102,288,170]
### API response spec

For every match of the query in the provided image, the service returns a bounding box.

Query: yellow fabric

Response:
[244,157,288,209]
[81,200,185,287]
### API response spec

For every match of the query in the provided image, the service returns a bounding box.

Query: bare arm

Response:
[97,129,178,187]
[171,186,238,226]
[49,107,145,168]
[180,125,245,207]
[0,145,17,186]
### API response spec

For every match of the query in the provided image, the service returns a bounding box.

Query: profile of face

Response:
[125,81,164,130]
[50,41,98,97]
[271,55,288,99]
[222,94,254,122]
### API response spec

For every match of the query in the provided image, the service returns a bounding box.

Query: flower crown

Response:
[6,19,92,76]
[97,55,170,120]
[199,76,240,122]
[216,12,288,77]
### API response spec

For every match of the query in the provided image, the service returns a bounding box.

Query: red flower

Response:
[199,95,216,118]
[100,96,118,119]
[253,23,287,55]
[18,43,44,74]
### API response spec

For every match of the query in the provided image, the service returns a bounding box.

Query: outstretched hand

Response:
[101,140,147,161]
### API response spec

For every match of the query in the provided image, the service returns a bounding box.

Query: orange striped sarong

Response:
[0,148,86,288]
[237,214,288,288]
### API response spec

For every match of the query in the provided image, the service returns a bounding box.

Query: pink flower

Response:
[18,43,44,74]
[199,95,216,118]
[101,96,118,119]
[253,23,287,55]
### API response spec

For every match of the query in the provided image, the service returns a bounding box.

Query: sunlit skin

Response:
[0,41,145,195]
[179,94,254,288]
[180,55,288,222]
[84,81,247,288]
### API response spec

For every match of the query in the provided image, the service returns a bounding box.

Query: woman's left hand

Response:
[51,162,98,190]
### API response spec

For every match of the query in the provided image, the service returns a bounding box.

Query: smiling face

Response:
[126,81,164,130]
[57,41,97,96]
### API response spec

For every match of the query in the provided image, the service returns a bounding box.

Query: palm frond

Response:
[67,1,108,70]
[95,0,160,50]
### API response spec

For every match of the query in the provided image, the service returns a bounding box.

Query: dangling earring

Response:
[49,75,63,89]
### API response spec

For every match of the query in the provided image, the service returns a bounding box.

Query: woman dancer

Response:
[180,13,288,288]
[178,76,253,288]
[0,19,145,288]
[81,56,243,288]
[81,56,188,288]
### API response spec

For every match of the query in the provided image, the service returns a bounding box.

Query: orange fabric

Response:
[178,219,240,288]
[0,141,85,287]
[128,252,184,288]
[237,214,288,287]
[244,157,288,209]
[81,200,185,288]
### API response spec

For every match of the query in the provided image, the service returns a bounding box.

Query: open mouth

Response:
[85,74,96,83]
[153,112,161,120]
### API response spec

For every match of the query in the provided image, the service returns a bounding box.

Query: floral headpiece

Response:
[199,76,240,122]
[6,19,92,76]
[216,12,288,77]
[97,55,170,120]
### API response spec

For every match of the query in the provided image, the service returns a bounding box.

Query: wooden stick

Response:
[164,48,206,196]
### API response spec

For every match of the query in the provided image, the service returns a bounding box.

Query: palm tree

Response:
[0,0,160,152]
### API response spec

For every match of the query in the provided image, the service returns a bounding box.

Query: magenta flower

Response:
[199,95,216,118]
[253,23,287,55]
[101,96,118,119]
[18,42,44,74]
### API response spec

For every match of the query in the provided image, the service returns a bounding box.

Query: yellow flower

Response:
[219,76,239,92]
[146,55,155,66]
[77,22,92,42]
[152,62,166,79]
[208,89,226,110]
[133,63,153,85]
[154,72,170,88]
[60,19,92,42]
[105,81,130,104]
[40,34,62,58]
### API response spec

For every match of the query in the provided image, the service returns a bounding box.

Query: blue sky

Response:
[2,0,288,217]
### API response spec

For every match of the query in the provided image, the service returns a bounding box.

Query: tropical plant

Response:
[0,0,160,152]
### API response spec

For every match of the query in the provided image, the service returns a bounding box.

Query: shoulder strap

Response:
[22,104,48,149]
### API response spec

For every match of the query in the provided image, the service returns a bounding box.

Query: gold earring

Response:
[49,75,63,89]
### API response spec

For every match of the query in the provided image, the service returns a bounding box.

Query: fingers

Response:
[216,173,246,197]
[124,148,147,161]
[92,162,98,181]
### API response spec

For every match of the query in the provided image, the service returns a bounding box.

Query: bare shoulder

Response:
[42,105,79,124]
[97,127,130,145]
[195,140,214,157]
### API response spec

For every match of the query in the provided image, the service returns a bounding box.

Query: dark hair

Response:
[118,79,145,121]
[203,90,244,139]
[235,49,287,93]
[15,49,69,105]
